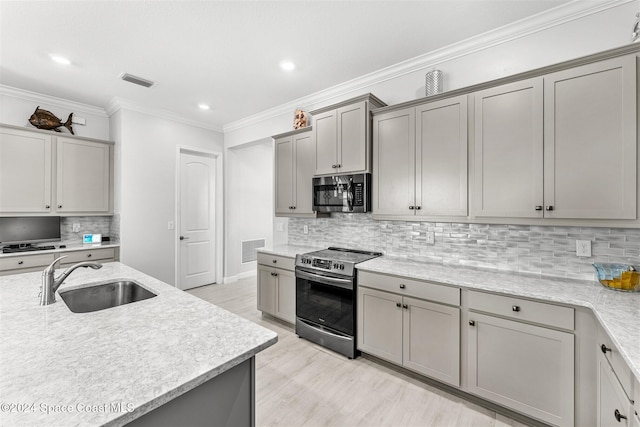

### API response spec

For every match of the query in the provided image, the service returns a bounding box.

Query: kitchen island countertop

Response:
[357,255,640,384]
[0,262,277,427]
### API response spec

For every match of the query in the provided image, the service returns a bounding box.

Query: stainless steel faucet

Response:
[40,256,103,305]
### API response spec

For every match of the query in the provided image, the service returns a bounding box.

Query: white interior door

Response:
[179,152,216,290]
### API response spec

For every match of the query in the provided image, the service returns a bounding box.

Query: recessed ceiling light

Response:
[50,54,71,65]
[198,104,210,110]
[280,61,295,71]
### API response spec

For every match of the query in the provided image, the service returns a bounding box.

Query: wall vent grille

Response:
[120,73,155,88]
[241,239,265,263]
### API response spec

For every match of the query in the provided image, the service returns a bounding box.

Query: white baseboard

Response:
[223,270,256,284]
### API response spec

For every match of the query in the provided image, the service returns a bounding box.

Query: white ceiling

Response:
[1,0,586,130]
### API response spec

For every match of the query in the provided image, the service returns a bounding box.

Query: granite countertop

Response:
[0,241,120,258]
[0,262,277,427]
[356,256,640,383]
[257,243,325,259]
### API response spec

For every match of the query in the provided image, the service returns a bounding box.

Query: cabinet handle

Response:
[512,305,520,312]
[409,206,415,210]
[292,206,296,210]
[336,164,341,168]
[332,164,337,168]
[180,236,189,240]
[45,205,50,209]
[614,409,627,422]
[270,272,278,277]
[58,205,62,209]
[399,284,406,289]
[415,206,421,210]
[402,304,408,310]
[272,259,277,264]
[87,254,92,258]
[545,205,554,211]
[396,302,401,308]
[18,261,24,265]
[469,320,475,326]
[601,344,612,354]
[535,205,543,211]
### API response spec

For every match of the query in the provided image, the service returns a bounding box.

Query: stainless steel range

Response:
[295,247,382,358]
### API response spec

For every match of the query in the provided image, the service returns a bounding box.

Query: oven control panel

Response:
[298,256,346,272]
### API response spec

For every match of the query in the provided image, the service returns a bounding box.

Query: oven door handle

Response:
[296,269,354,290]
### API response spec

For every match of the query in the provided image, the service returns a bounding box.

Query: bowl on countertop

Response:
[593,263,640,292]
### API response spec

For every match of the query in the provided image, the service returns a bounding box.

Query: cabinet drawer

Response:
[61,248,115,264]
[468,290,574,330]
[257,253,295,271]
[358,271,460,306]
[598,326,634,400]
[0,253,54,272]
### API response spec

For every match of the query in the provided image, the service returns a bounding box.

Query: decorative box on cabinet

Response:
[256,252,296,324]
[372,95,468,219]
[0,124,114,216]
[473,54,637,221]
[466,290,575,427]
[357,271,460,387]
[273,128,318,217]
[311,94,386,176]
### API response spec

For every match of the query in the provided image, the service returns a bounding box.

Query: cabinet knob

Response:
[512,305,520,312]
[535,205,543,211]
[45,205,50,209]
[58,205,62,209]
[332,165,337,168]
[614,409,627,422]
[601,344,612,354]
[399,284,406,289]
[409,206,415,210]
[396,302,401,308]
[415,206,421,210]
[87,254,92,258]
[545,205,554,211]
[402,304,408,310]
[18,261,24,265]
[469,320,475,326]
[272,259,277,264]
[336,164,341,168]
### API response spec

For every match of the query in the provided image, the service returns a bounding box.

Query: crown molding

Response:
[0,84,109,116]
[223,0,633,134]
[106,97,224,133]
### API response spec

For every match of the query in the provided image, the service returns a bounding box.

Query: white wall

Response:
[112,108,224,285]
[224,138,273,280]
[0,85,110,140]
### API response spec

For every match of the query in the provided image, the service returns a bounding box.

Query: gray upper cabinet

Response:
[311,94,386,176]
[274,128,316,217]
[473,78,544,219]
[373,95,468,218]
[474,54,637,221]
[0,125,113,216]
[543,55,637,220]
[0,127,52,213]
[56,137,112,214]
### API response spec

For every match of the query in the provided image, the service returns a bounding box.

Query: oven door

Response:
[295,267,355,336]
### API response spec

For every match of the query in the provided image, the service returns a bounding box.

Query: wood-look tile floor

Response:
[187,277,530,427]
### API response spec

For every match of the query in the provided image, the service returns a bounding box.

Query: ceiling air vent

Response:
[120,73,155,88]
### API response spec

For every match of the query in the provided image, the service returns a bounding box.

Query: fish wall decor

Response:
[28,106,74,135]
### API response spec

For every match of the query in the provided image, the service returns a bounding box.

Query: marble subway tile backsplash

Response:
[288,214,640,281]
[60,216,118,243]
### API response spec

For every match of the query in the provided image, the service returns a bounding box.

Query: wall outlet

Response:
[72,223,80,233]
[276,222,284,232]
[303,225,309,235]
[167,221,174,230]
[576,240,592,257]
[426,231,435,245]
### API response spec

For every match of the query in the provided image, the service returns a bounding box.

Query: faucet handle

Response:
[44,256,68,274]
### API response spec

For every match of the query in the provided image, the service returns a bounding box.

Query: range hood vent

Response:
[120,73,155,88]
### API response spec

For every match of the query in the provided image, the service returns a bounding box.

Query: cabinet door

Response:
[357,287,403,364]
[0,128,52,213]
[467,312,574,427]
[403,296,460,387]
[544,55,637,219]
[337,101,367,173]
[415,95,468,217]
[372,107,416,216]
[598,357,632,427]
[274,136,294,215]
[257,266,276,315]
[275,269,296,324]
[293,132,315,214]
[56,137,111,213]
[314,110,338,175]
[474,78,544,218]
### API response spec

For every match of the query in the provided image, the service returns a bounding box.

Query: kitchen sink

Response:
[60,279,157,313]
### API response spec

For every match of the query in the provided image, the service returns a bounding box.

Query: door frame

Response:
[175,146,224,288]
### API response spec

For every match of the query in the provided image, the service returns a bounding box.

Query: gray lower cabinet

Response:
[0,247,117,276]
[274,128,316,217]
[372,95,468,219]
[256,253,295,324]
[467,291,575,427]
[357,272,460,387]
[598,356,633,427]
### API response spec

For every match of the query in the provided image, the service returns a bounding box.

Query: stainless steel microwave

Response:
[312,173,371,213]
